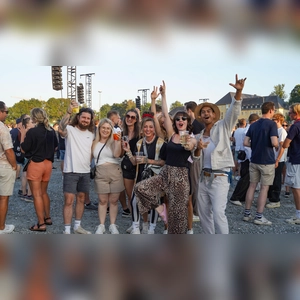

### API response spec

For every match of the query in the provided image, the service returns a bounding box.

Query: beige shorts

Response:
[249,163,275,186]
[94,163,124,194]
[0,166,16,196]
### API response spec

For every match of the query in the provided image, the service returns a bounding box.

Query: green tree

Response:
[7,98,44,124]
[44,97,70,123]
[270,84,287,100]
[170,101,184,111]
[289,84,300,105]
[99,104,111,119]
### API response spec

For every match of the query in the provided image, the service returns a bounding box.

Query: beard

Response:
[78,121,90,130]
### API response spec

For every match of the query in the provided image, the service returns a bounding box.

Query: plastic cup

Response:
[72,106,79,114]
[179,131,189,145]
[202,141,210,148]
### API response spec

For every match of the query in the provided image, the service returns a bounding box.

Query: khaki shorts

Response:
[285,162,300,189]
[0,166,16,196]
[94,163,124,194]
[249,163,275,186]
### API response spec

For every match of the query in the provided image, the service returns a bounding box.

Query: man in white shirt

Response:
[59,101,95,234]
[265,113,287,208]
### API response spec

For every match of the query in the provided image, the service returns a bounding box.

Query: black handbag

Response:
[23,158,32,172]
[90,142,106,179]
[237,150,246,160]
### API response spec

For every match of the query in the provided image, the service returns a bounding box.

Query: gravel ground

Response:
[5,159,300,234]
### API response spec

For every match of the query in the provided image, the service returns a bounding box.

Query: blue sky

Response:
[2,26,300,111]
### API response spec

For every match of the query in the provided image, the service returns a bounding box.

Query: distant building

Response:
[215,92,289,122]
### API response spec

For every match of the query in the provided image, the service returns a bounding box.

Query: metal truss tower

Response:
[138,89,150,107]
[80,73,95,108]
[67,66,76,102]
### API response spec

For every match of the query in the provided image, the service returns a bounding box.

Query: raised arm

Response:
[160,81,173,138]
[59,100,77,137]
[150,86,164,139]
[229,74,247,101]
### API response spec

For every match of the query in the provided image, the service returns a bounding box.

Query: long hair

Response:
[92,118,114,152]
[172,111,193,134]
[122,109,140,138]
[140,117,156,137]
[30,108,52,131]
[70,107,94,133]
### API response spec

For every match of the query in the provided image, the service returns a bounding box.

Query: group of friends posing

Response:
[1,73,299,234]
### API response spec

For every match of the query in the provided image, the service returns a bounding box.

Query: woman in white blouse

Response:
[92,118,124,234]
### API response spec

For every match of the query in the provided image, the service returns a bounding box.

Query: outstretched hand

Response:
[151,86,160,100]
[229,74,247,91]
[159,80,166,96]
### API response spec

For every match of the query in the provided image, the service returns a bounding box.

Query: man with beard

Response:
[59,101,95,234]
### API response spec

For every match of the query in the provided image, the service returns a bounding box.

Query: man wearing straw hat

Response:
[193,74,246,234]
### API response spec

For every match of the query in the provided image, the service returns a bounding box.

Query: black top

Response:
[165,137,190,168]
[192,119,205,134]
[135,137,167,182]
[21,124,58,163]
[121,136,139,171]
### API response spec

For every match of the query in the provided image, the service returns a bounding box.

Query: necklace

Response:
[145,135,156,144]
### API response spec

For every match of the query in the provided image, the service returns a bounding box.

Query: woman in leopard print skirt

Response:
[134,81,197,234]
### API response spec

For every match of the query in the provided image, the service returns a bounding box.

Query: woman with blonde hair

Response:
[20,108,58,232]
[93,118,124,234]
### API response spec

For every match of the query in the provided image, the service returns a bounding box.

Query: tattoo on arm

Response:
[59,114,70,137]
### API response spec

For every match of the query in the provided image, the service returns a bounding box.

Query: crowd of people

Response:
[0,74,299,234]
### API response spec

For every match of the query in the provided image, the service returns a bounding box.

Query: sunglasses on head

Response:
[126,114,136,120]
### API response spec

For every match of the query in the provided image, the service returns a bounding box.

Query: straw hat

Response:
[194,103,220,123]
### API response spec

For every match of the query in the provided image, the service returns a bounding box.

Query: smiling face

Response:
[200,106,216,125]
[78,112,92,130]
[143,120,155,140]
[125,112,137,126]
[99,121,112,139]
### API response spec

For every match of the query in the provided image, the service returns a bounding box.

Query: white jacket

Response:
[193,97,242,170]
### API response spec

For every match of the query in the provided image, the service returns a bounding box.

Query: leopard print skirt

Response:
[134,165,190,234]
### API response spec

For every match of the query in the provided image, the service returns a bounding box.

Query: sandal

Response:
[29,223,46,232]
[158,203,168,224]
[44,217,52,225]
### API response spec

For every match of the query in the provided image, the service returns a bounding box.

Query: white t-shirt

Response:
[234,127,247,151]
[93,142,119,166]
[275,126,287,162]
[63,125,94,173]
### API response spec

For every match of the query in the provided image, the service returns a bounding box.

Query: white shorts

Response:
[285,162,300,189]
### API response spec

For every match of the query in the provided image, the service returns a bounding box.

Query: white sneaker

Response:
[235,176,241,181]
[141,223,148,234]
[95,224,106,234]
[130,227,141,234]
[286,217,300,225]
[254,216,272,225]
[192,215,200,222]
[163,229,168,234]
[230,200,243,206]
[187,229,194,234]
[147,228,155,234]
[0,224,15,234]
[63,231,70,234]
[266,202,280,208]
[74,226,91,234]
[243,215,253,222]
[109,224,119,234]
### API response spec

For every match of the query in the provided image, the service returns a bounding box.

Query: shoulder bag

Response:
[90,142,106,179]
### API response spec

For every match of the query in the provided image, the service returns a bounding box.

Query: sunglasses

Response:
[126,115,136,120]
[283,124,288,127]
[175,116,187,121]
[1,110,9,114]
